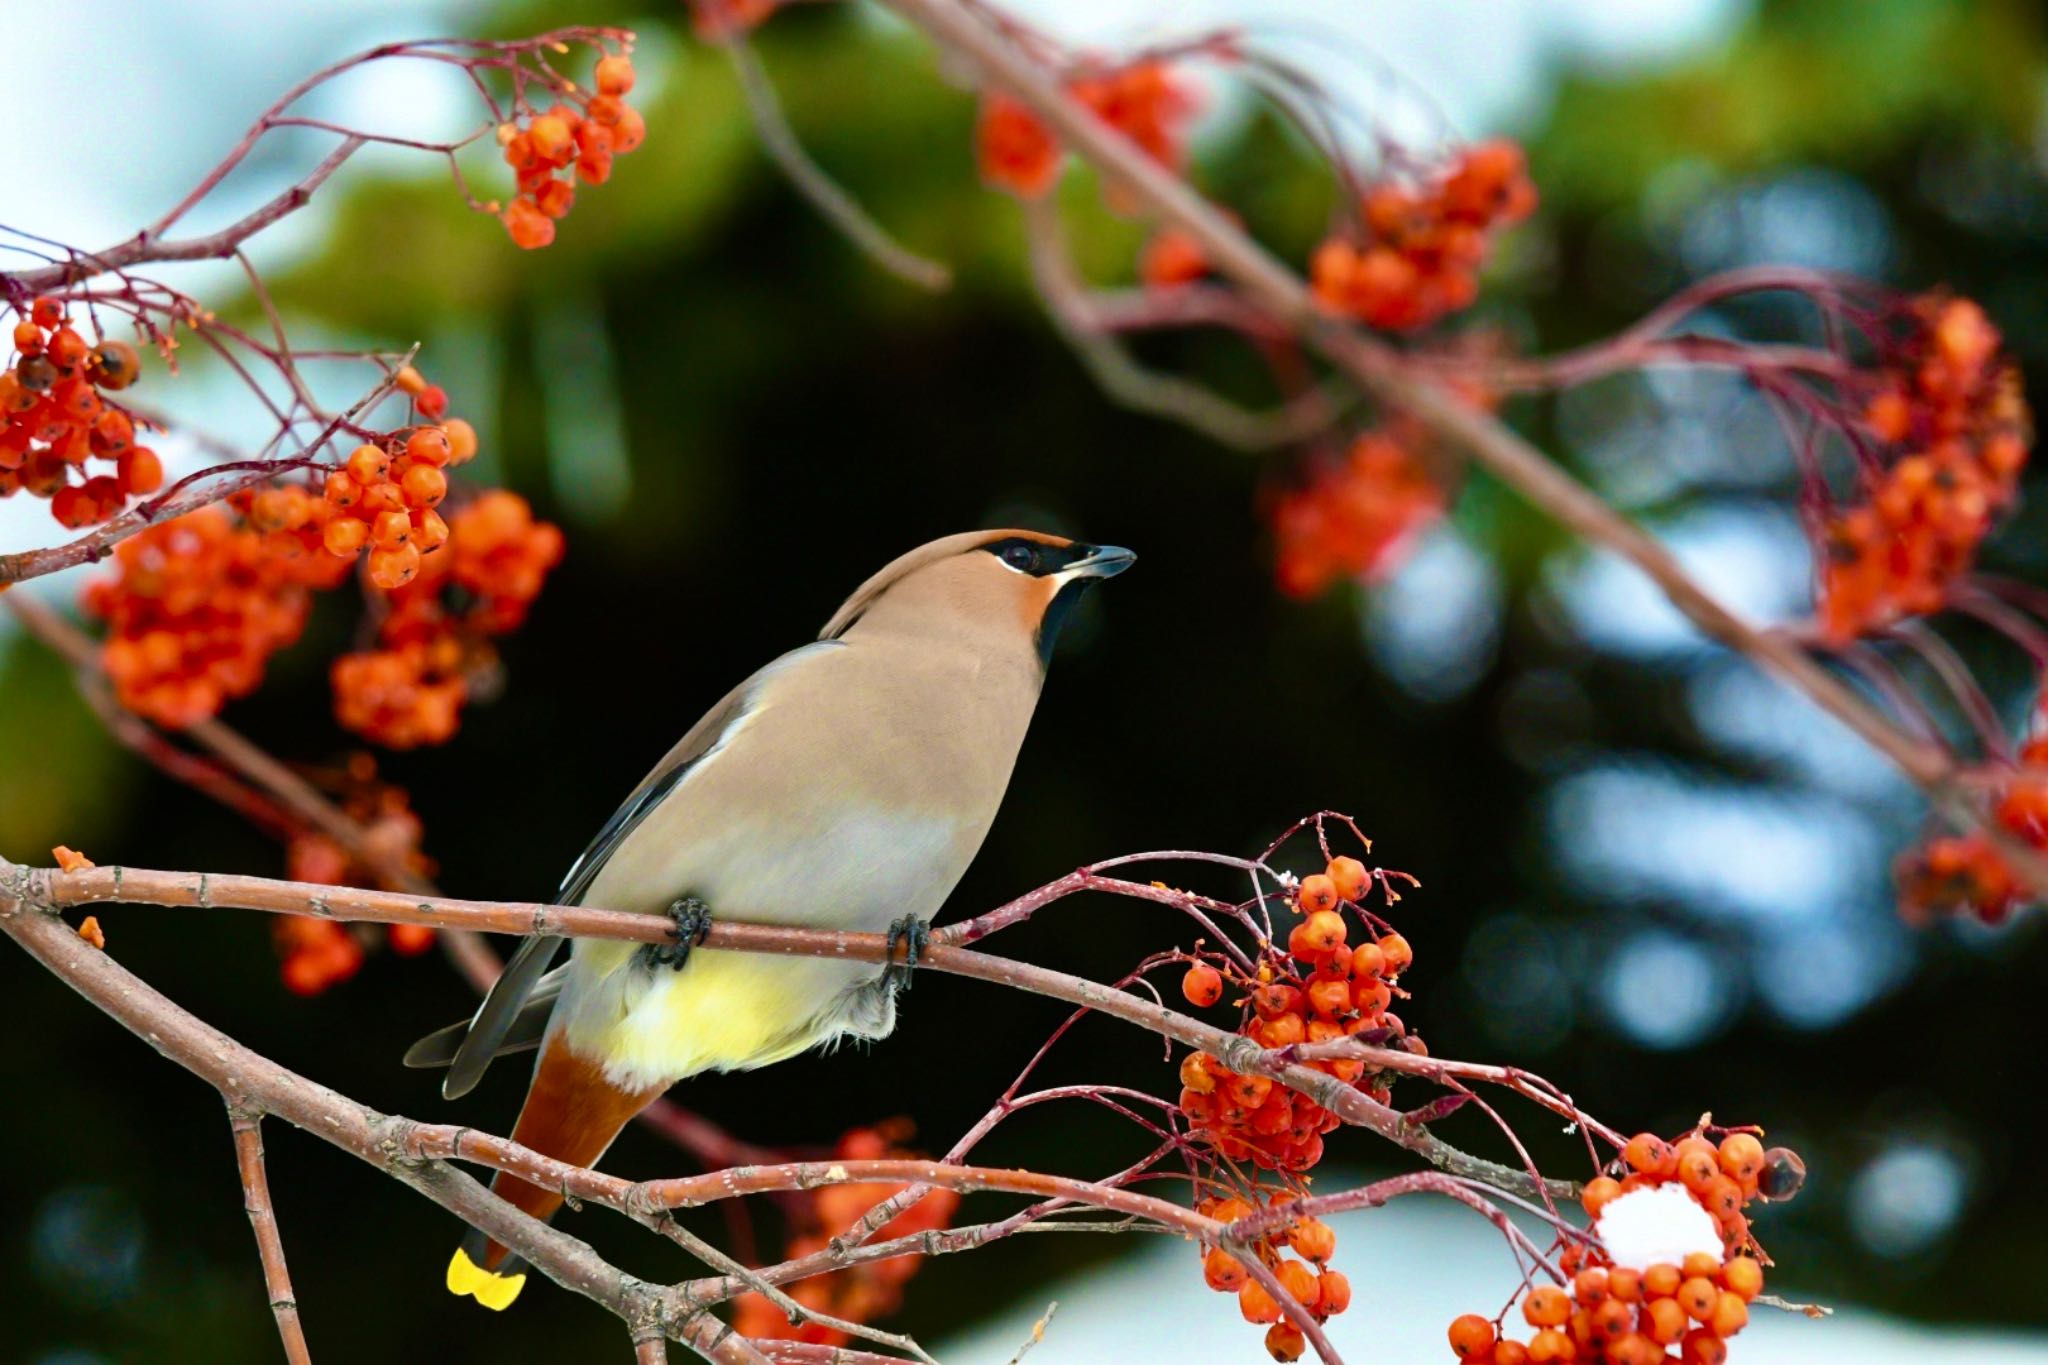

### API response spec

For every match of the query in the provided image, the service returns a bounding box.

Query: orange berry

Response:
[527,114,574,163]
[1644,1297,1687,1344]
[1522,1286,1569,1328]
[414,507,450,554]
[12,319,43,353]
[367,541,421,589]
[1259,1011,1305,1047]
[1682,1329,1728,1364]
[1286,1217,1335,1263]
[1239,1278,1281,1324]
[1606,1267,1642,1303]
[1316,1268,1351,1315]
[416,384,448,420]
[1699,1175,1744,1222]
[1325,855,1368,901]
[441,418,478,464]
[504,196,556,249]
[1676,1144,1720,1195]
[401,462,448,509]
[1301,908,1347,953]
[1493,1342,1530,1365]
[1181,963,1223,1007]
[1350,941,1385,978]
[1681,1251,1721,1281]
[1717,1133,1765,1185]
[1588,1298,1631,1346]
[372,509,413,549]
[1202,1246,1247,1291]
[611,104,646,154]
[46,326,87,369]
[1623,1133,1677,1179]
[387,922,436,955]
[346,445,389,485]
[1572,1268,1608,1306]
[1525,1328,1574,1363]
[1677,1277,1718,1322]
[1643,1264,1682,1299]
[1263,1323,1305,1362]
[1448,1314,1496,1360]
[1275,1259,1320,1311]
[1305,977,1350,1018]
[594,53,635,96]
[1707,1292,1748,1338]
[1719,1256,1762,1302]
[324,517,368,557]
[1287,919,1325,962]
[405,426,452,467]
[30,297,63,328]
[1377,933,1413,976]
[117,448,163,496]
[324,471,361,508]
[394,365,427,396]
[535,177,576,219]
[1296,874,1337,914]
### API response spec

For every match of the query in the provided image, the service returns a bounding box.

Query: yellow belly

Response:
[564,944,852,1089]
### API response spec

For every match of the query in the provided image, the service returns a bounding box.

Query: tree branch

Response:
[230,1111,314,1365]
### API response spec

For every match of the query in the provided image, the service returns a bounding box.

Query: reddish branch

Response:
[230,1112,314,1365]
[16,852,1580,1201]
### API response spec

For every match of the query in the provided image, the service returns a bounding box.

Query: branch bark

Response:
[230,1111,314,1365]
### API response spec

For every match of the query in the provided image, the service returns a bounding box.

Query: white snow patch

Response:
[1594,1184,1722,1271]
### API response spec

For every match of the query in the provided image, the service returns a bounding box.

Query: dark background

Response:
[4,0,2047,1359]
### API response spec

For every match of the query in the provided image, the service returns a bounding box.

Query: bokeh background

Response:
[4,0,2048,1360]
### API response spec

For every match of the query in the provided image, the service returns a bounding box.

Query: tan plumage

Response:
[412,529,1133,1308]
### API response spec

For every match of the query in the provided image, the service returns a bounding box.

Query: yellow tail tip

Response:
[447,1246,527,1310]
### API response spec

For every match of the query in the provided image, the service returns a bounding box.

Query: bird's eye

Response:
[1000,543,1040,573]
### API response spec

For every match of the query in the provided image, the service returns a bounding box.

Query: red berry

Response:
[1181,963,1223,1007]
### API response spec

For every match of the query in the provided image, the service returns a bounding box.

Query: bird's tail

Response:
[446,1037,663,1310]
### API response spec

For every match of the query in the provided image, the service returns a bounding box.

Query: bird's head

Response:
[820,529,1135,665]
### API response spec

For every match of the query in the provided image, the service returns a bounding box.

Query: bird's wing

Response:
[432,641,844,1100]
[402,967,566,1069]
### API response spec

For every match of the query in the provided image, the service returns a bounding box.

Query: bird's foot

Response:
[882,915,929,993]
[647,896,713,971]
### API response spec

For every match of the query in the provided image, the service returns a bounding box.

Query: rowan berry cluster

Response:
[1,296,157,529]
[331,490,563,748]
[1270,425,1445,597]
[1447,1129,1805,1365]
[496,49,646,249]
[1178,854,1418,1174]
[1896,691,2048,924]
[978,58,1199,199]
[1816,295,2029,644]
[1310,141,1536,331]
[84,503,342,728]
[316,420,477,592]
[276,754,438,993]
[733,1122,961,1348]
[1193,1187,1352,1362]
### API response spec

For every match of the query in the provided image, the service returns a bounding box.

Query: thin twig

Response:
[230,1111,313,1365]
[721,34,952,291]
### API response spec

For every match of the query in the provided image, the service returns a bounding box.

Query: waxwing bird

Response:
[405,529,1134,1309]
